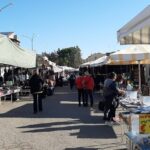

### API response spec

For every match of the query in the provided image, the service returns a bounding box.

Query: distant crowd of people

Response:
[29,69,95,114]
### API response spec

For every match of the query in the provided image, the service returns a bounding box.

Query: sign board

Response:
[139,114,150,134]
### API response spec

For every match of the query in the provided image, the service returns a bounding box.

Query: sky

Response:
[0,0,150,59]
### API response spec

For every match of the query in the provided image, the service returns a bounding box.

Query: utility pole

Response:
[0,3,13,12]
[22,34,38,51]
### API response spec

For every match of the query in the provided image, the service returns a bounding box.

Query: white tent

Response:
[109,45,150,90]
[90,56,109,67]
[53,65,63,73]
[43,56,48,61]
[80,61,94,68]
[60,66,75,71]
[0,34,36,68]
[118,5,150,44]
[48,60,56,66]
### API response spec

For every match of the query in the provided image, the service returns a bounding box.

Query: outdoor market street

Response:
[0,86,127,150]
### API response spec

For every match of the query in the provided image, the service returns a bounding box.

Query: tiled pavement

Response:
[0,86,127,150]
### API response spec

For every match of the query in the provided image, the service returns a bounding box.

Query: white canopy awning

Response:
[60,66,75,71]
[53,65,63,73]
[48,60,56,66]
[0,34,36,68]
[80,61,94,68]
[90,56,108,67]
[43,56,48,61]
[118,5,150,44]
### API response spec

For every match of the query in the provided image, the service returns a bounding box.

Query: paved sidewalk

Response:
[0,86,127,150]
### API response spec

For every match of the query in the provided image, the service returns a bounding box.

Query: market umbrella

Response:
[109,45,150,91]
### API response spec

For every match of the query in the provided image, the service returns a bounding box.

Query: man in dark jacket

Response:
[29,70,43,114]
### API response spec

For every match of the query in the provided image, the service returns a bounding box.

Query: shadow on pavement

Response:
[65,147,98,150]
[0,87,102,121]
[0,86,117,139]
[65,144,127,150]
[21,123,116,139]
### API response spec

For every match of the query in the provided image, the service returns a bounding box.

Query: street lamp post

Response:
[31,35,34,51]
[22,34,37,51]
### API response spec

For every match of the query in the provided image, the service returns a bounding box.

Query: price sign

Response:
[139,114,150,134]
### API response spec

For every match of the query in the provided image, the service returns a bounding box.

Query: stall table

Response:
[119,97,150,150]
[0,87,21,104]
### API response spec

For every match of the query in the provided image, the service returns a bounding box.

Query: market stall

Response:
[90,55,109,67]
[0,34,36,103]
[119,93,150,149]
[109,45,150,91]
[116,5,150,149]
[0,34,36,68]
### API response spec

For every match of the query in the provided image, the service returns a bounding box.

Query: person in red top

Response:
[82,71,94,107]
[75,72,85,106]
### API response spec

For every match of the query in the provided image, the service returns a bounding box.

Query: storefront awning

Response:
[118,5,150,44]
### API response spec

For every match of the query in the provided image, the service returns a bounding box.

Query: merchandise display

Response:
[119,91,150,149]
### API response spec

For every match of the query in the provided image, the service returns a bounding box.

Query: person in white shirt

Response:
[126,80,133,91]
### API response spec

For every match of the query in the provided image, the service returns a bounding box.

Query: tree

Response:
[74,46,82,68]
[57,46,82,68]
[47,51,59,64]
[42,46,83,68]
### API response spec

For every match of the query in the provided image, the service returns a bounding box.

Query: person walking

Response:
[103,72,124,124]
[83,71,95,107]
[29,70,44,114]
[68,73,76,90]
[75,72,85,106]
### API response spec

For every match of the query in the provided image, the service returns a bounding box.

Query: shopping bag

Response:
[98,98,105,111]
